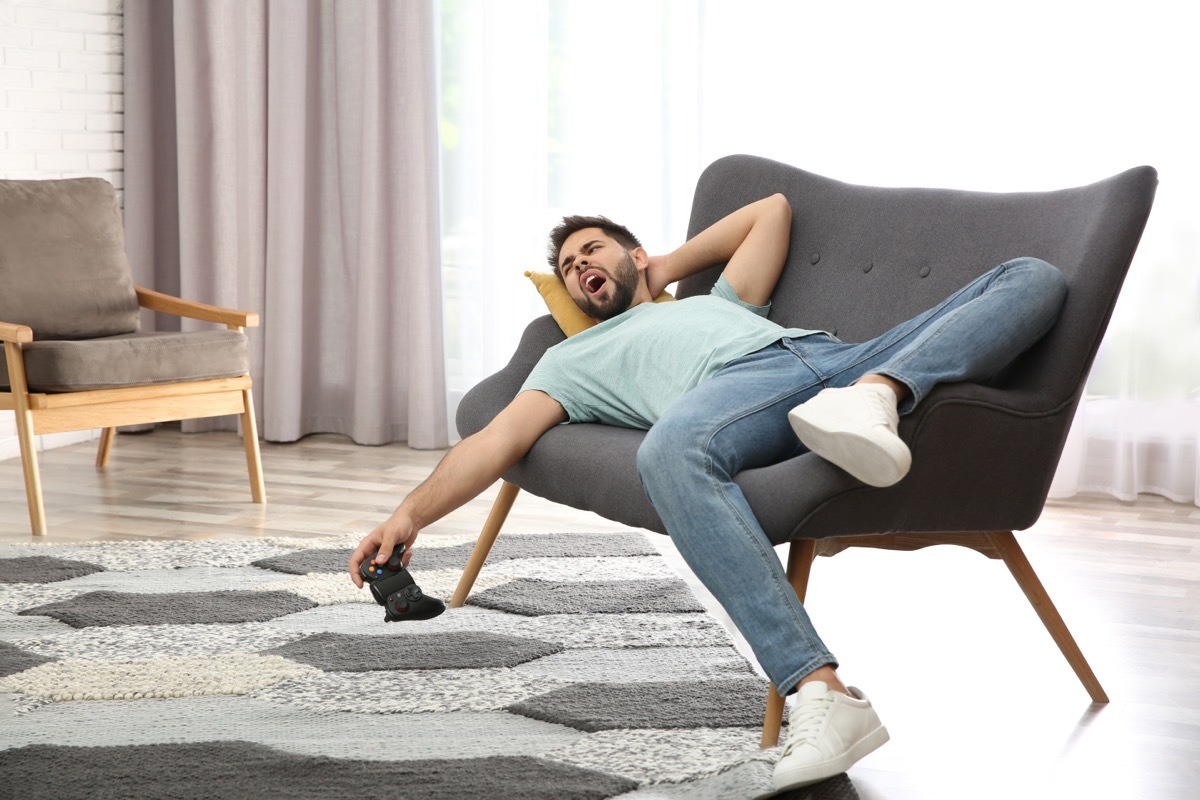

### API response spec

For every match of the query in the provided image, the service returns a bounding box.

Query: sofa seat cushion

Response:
[1,330,249,392]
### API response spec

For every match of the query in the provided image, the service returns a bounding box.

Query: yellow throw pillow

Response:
[525,271,674,337]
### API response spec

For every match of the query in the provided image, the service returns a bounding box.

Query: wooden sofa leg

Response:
[96,427,116,467]
[988,530,1109,703]
[241,386,266,504]
[450,480,520,608]
[762,538,819,748]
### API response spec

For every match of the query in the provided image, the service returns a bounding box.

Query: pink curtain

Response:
[123,0,448,448]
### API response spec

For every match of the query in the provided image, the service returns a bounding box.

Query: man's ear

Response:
[631,246,650,273]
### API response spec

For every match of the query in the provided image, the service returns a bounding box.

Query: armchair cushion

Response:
[0,178,140,340]
[0,330,249,392]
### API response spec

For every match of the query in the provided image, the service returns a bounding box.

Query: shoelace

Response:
[780,694,835,757]
[855,386,899,433]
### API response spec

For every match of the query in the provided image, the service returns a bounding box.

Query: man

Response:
[350,194,1067,790]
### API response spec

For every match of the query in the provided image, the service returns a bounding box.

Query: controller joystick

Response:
[359,543,445,622]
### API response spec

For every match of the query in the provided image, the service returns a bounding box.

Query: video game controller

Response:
[359,544,446,622]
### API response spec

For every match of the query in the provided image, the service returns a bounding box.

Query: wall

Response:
[0,0,125,462]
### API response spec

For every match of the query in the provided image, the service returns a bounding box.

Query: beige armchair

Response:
[0,177,264,536]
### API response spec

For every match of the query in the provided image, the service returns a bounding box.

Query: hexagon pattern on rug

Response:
[266,630,563,671]
[508,678,772,731]
[250,532,660,576]
[250,668,573,714]
[468,578,706,616]
[0,533,780,798]
[251,548,354,575]
[0,742,640,800]
[0,640,56,677]
[0,653,319,702]
[545,727,770,785]
[0,556,104,584]
[17,590,315,628]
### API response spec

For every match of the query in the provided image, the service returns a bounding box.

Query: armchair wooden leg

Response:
[96,427,116,467]
[988,530,1108,703]
[761,685,787,750]
[15,416,46,537]
[762,538,819,748]
[7,341,47,536]
[450,480,520,608]
[241,387,266,504]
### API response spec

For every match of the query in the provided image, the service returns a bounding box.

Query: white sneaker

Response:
[772,681,890,791]
[787,383,912,487]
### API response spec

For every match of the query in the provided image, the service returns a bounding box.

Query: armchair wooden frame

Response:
[2,285,265,536]
[755,531,1108,748]
[450,485,1109,749]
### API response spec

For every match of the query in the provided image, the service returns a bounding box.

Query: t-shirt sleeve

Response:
[519,347,591,423]
[711,274,772,317]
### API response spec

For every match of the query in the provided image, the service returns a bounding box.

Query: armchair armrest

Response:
[0,320,34,344]
[135,286,260,328]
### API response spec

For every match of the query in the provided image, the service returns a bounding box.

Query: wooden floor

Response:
[1,428,1197,800]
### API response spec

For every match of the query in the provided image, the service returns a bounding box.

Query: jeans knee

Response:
[636,424,672,490]
[637,417,700,493]
[1010,256,1068,316]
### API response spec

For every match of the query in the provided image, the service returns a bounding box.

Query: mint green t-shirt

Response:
[519,276,822,429]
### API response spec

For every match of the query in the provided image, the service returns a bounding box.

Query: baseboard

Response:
[40,430,100,450]
[0,411,14,460]
[0,425,99,463]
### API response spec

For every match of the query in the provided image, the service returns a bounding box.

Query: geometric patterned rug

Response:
[0,531,863,799]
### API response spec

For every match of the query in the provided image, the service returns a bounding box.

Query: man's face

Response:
[557,228,642,321]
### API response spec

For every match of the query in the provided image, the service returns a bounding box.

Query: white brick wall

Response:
[1,0,124,462]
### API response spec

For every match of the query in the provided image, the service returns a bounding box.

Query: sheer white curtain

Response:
[438,0,1200,504]
[437,0,703,419]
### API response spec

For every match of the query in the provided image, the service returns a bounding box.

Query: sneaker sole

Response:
[771,724,891,791]
[788,409,911,487]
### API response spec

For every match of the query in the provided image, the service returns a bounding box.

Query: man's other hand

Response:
[646,253,674,299]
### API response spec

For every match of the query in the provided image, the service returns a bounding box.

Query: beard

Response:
[577,250,639,321]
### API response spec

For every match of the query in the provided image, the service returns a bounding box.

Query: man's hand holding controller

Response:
[351,520,446,622]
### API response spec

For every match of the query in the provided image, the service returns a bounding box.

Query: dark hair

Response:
[547,215,643,276]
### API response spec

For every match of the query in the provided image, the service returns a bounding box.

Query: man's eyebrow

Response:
[561,239,601,270]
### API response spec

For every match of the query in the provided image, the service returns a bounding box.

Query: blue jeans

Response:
[635,257,1067,694]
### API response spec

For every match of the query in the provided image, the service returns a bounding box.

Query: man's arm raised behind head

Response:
[349,390,567,586]
[647,193,791,306]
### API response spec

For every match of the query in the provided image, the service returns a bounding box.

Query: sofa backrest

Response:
[0,178,140,340]
[679,156,1157,412]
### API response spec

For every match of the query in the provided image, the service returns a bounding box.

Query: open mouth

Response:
[582,271,607,296]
